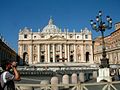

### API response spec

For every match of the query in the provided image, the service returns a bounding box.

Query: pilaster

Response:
[29,44,33,64]
[53,44,55,62]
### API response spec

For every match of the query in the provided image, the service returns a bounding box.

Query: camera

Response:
[7,61,17,69]
[7,63,12,69]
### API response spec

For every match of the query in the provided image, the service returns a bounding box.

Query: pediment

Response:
[48,35,66,41]
[19,27,32,34]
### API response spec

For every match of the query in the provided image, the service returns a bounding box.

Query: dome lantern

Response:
[48,17,53,25]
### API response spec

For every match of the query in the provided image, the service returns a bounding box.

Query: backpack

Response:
[0,79,2,89]
[0,71,15,90]
[0,72,6,90]
[0,71,5,90]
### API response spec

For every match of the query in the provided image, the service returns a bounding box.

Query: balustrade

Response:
[15,81,120,90]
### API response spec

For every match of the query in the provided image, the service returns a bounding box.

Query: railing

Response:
[15,81,120,90]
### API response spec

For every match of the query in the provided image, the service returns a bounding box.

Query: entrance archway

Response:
[86,52,89,62]
[50,58,53,62]
[41,55,44,62]
[70,55,73,62]
[56,55,59,62]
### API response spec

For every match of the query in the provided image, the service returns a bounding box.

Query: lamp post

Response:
[90,11,112,68]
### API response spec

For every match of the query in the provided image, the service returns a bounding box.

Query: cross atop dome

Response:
[48,16,54,25]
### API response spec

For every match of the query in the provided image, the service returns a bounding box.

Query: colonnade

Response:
[19,43,93,64]
[34,44,78,63]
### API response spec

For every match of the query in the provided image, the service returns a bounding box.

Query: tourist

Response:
[0,60,21,90]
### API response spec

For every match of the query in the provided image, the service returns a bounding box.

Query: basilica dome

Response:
[42,18,60,33]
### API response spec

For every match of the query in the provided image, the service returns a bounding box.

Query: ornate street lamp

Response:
[90,11,112,68]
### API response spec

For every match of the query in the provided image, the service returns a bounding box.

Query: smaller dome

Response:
[42,17,60,33]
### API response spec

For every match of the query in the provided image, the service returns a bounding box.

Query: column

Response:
[19,45,22,58]
[37,44,40,63]
[60,44,62,59]
[74,44,77,62]
[81,45,84,62]
[19,45,23,65]
[53,44,55,62]
[48,44,50,63]
[90,45,94,63]
[64,44,67,62]
[45,44,48,63]
[29,44,32,64]
[67,44,70,62]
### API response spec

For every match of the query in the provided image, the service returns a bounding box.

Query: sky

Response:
[0,0,120,52]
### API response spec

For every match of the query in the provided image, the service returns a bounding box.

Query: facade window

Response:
[24,34,27,38]
[23,44,27,51]
[41,36,44,38]
[70,34,73,38]
[85,35,88,39]
[56,55,59,62]
[34,36,36,38]
[41,52,44,54]
[34,56,36,61]
[41,35,44,38]
[77,36,79,38]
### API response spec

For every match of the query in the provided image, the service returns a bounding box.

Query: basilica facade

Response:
[18,18,93,65]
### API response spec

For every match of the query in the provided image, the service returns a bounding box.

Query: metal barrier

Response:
[15,81,120,90]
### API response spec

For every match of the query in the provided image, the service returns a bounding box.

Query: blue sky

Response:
[0,0,120,52]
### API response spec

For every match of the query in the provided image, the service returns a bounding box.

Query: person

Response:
[0,60,21,90]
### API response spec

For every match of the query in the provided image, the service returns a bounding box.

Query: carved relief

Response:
[77,45,81,61]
